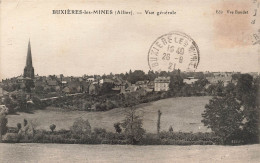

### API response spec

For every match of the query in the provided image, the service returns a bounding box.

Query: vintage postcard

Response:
[0,0,259,162]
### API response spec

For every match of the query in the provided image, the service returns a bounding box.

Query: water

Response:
[0,143,259,163]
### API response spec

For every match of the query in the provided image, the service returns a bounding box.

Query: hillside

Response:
[7,96,212,133]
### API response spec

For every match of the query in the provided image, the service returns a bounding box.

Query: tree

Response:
[100,82,114,94]
[225,83,236,95]
[17,92,27,111]
[32,96,44,109]
[70,118,91,136]
[24,79,35,93]
[206,84,216,95]
[215,80,224,96]
[231,73,240,81]
[0,113,8,142]
[235,74,253,101]
[121,94,145,144]
[114,122,122,133]
[169,69,184,93]
[203,74,259,144]
[180,84,193,96]
[194,72,205,80]
[159,71,168,77]
[93,128,107,138]
[3,96,17,114]
[127,70,146,84]
[147,70,156,81]
[201,96,243,144]
[236,75,259,143]
[194,79,209,89]
[35,85,44,94]
[50,124,56,132]
[17,123,22,131]
[121,107,145,144]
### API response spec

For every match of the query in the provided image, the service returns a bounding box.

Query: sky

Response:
[0,0,259,80]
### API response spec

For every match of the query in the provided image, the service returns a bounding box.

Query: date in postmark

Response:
[148,31,200,72]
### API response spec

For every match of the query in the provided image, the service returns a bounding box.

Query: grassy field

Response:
[7,96,212,133]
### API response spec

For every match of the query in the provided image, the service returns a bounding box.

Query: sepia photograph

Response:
[0,0,259,162]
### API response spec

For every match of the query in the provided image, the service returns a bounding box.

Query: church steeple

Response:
[26,39,33,67]
[24,39,35,79]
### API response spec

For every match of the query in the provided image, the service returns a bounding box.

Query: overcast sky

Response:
[1,0,259,80]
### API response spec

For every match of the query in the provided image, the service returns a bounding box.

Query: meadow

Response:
[7,96,212,133]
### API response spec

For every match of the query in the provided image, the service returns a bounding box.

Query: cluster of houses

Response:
[0,74,172,96]
[1,71,259,98]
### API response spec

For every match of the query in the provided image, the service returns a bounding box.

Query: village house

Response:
[147,81,154,90]
[101,78,114,85]
[154,77,170,92]
[68,81,82,93]
[86,77,95,82]
[135,81,148,88]
[125,85,139,93]
[16,76,24,83]
[61,81,68,87]
[134,81,154,93]
[46,79,60,92]
[206,75,233,86]
[112,77,128,93]
[183,77,199,85]
[62,77,73,83]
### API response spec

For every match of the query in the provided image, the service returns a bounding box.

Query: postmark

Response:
[148,31,200,72]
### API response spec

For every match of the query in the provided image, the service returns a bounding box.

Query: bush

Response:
[114,122,122,133]
[50,124,56,132]
[106,100,116,110]
[93,128,107,138]
[70,118,91,137]
[2,133,18,143]
[83,102,92,110]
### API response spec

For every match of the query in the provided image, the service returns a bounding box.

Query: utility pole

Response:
[157,110,162,134]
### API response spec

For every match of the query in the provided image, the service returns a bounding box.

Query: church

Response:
[23,40,35,79]
[20,40,35,93]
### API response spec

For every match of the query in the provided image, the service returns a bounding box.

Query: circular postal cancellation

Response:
[148,31,200,72]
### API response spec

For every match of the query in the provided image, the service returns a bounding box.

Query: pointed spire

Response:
[26,39,33,67]
[24,38,35,79]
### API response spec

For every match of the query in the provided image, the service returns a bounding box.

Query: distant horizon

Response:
[1,68,259,80]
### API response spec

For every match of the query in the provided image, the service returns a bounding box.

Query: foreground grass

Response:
[0,144,259,162]
[7,96,212,133]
